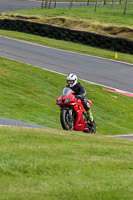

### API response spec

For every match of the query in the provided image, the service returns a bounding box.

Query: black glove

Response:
[75,95,82,99]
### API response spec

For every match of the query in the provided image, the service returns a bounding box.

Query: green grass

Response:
[0,126,133,200]
[3,4,133,27]
[0,56,133,135]
[1,30,133,64]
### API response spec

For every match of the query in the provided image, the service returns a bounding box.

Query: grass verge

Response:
[0,56,133,135]
[1,30,133,64]
[0,126,133,200]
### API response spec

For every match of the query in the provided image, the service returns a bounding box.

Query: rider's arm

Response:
[79,83,87,96]
[75,83,87,98]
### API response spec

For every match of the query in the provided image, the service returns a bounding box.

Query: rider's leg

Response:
[81,98,95,125]
[86,109,94,122]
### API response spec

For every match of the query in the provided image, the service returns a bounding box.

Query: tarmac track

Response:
[109,135,133,140]
[0,117,49,129]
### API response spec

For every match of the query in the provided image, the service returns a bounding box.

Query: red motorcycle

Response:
[56,87,96,133]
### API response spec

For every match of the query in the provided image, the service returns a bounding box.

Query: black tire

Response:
[88,123,96,134]
[60,109,74,131]
[89,126,96,134]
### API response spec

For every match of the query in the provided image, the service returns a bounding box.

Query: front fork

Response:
[68,109,73,121]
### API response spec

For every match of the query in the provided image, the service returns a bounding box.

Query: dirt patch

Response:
[1,14,39,20]
[104,26,129,35]
[116,32,133,40]
[15,15,39,20]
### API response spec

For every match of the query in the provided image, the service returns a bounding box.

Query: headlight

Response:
[58,101,61,104]
[65,98,70,103]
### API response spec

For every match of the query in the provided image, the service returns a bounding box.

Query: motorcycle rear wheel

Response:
[88,126,96,134]
[88,123,96,134]
[60,109,74,130]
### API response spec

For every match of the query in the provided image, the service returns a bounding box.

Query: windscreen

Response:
[62,87,72,97]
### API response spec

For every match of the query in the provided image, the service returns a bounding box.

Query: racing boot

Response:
[86,110,96,133]
[86,110,95,128]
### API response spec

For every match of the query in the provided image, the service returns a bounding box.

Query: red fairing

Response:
[56,88,92,132]
[73,101,87,131]
[56,91,76,107]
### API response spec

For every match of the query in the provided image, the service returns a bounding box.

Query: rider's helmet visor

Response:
[67,80,74,84]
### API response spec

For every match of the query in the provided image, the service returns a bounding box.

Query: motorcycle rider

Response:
[66,73,95,128]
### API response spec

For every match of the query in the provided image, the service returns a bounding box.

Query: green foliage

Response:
[0,57,133,134]
[0,126,133,200]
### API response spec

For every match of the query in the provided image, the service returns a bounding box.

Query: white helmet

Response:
[67,73,77,87]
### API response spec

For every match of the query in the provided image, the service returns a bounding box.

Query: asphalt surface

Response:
[0,0,40,13]
[0,37,133,93]
[110,135,133,140]
[0,117,50,129]
[119,136,133,140]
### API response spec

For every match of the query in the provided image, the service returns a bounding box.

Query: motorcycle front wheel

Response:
[60,109,74,130]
